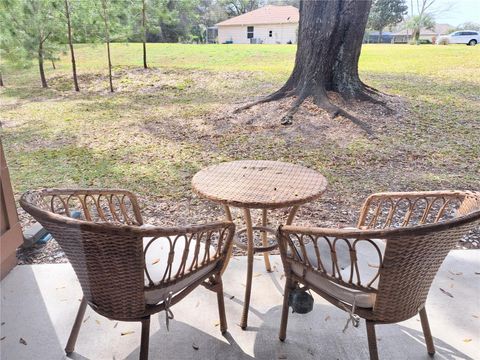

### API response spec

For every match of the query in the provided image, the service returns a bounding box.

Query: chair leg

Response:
[366,320,379,360]
[279,277,294,342]
[216,275,228,334]
[65,296,88,354]
[139,316,151,360]
[419,307,435,356]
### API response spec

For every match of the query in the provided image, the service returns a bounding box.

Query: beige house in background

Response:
[216,5,298,44]
[393,23,452,43]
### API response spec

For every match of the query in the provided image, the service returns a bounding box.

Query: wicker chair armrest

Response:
[356,190,469,229]
[277,225,384,291]
[142,221,235,287]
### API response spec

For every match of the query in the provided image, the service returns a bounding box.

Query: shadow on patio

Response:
[1,252,478,360]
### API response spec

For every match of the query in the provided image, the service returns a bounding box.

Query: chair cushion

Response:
[143,236,219,305]
[289,236,385,308]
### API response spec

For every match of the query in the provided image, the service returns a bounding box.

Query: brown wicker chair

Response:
[20,189,235,360]
[277,190,480,360]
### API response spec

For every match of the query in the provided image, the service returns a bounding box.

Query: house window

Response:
[247,26,254,39]
[269,30,273,37]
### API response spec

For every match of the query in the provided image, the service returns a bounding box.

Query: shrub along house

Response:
[216,5,298,44]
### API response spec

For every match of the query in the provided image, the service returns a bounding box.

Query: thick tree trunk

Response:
[286,0,372,101]
[237,0,378,133]
[38,41,48,88]
[65,0,80,91]
[142,0,148,69]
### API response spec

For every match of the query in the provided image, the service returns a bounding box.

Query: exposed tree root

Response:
[233,87,294,113]
[238,89,375,135]
[280,91,308,125]
[317,98,374,136]
[356,91,394,114]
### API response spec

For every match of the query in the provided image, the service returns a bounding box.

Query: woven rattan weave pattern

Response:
[20,188,235,360]
[192,160,327,209]
[277,190,480,360]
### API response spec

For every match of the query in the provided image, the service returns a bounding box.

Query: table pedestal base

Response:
[221,205,299,330]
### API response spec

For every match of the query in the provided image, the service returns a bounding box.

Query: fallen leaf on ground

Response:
[463,338,472,343]
[324,315,330,321]
[195,301,200,308]
[83,316,90,323]
[56,286,66,290]
[472,315,479,319]
[214,322,220,327]
[448,271,463,276]
[439,288,454,298]
[95,320,101,325]
[192,342,199,350]
[151,259,160,265]
[230,295,235,300]
[114,322,119,328]
[475,272,480,275]
[0,337,5,341]
[121,331,135,336]
[368,263,380,268]
[253,273,262,277]
[19,338,27,345]
[1,322,4,326]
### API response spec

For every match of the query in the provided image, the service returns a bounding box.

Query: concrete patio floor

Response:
[1,251,479,360]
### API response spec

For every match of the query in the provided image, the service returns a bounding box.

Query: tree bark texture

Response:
[38,40,48,88]
[65,0,80,91]
[237,0,379,134]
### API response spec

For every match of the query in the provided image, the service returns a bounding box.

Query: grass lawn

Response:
[1,43,479,235]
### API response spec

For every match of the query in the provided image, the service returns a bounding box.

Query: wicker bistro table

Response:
[191,160,328,329]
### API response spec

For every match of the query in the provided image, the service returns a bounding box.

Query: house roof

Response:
[394,23,452,36]
[216,5,299,26]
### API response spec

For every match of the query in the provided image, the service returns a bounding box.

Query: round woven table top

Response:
[192,160,328,209]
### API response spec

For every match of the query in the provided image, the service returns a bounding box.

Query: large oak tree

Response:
[239,0,381,134]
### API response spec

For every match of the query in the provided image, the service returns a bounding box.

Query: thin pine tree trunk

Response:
[0,72,4,87]
[101,0,114,92]
[38,41,48,88]
[106,42,113,92]
[65,0,80,91]
[142,0,148,69]
[51,59,56,69]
